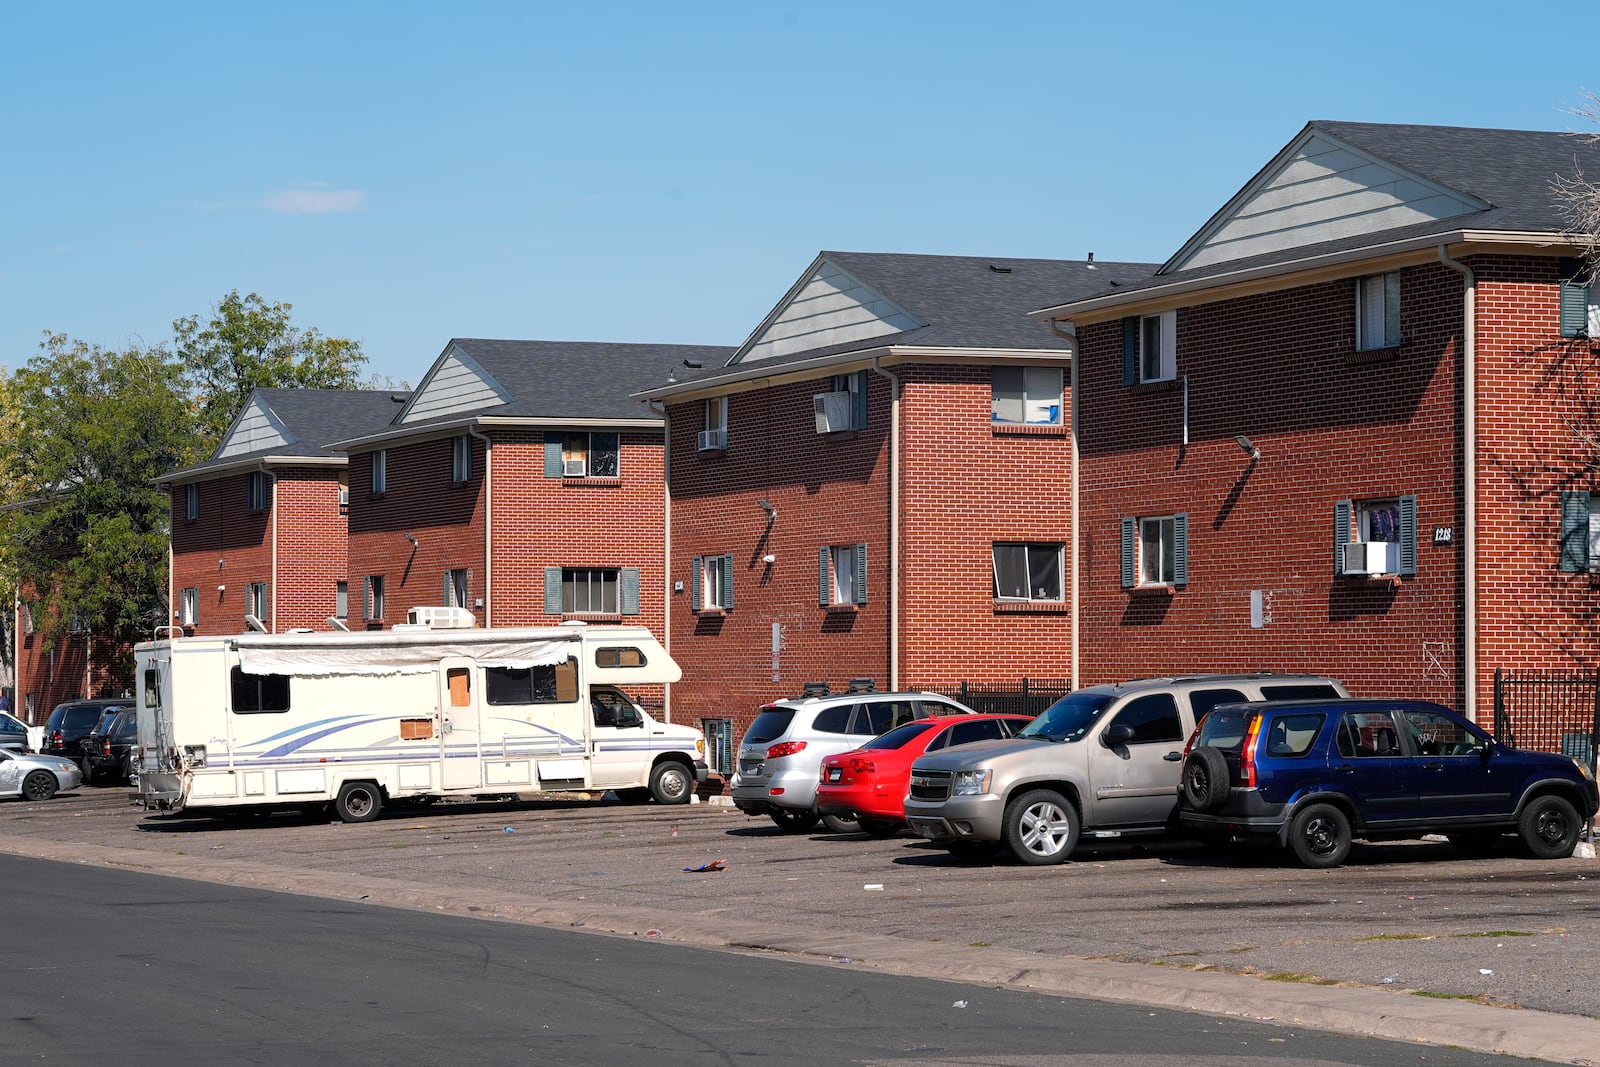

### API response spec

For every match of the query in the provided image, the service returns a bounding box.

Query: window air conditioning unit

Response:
[406,606,477,629]
[813,390,852,434]
[1342,540,1400,575]
[563,458,587,477]
[697,427,727,451]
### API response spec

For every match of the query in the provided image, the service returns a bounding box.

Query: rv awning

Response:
[235,637,572,677]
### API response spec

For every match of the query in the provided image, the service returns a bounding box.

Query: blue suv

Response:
[1178,699,1598,868]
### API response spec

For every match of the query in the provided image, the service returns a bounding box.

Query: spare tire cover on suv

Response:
[1181,747,1230,812]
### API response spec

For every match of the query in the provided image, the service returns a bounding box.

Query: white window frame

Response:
[246,582,268,622]
[991,367,1063,425]
[451,436,471,483]
[991,542,1065,602]
[1140,311,1176,383]
[180,587,198,626]
[185,483,199,521]
[1140,517,1178,586]
[371,450,387,495]
[564,432,620,478]
[703,555,728,610]
[701,396,728,451]
[1356,271,1402,351]
[563,567,619,614]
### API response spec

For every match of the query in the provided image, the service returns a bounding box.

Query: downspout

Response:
[1048,319,1080,690]
[869,358,900,690]
[468,426,493,628]
[646,399,671,722]
[1438,245,1477,721]
[260,462,277,634]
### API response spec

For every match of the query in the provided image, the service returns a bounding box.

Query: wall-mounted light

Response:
[757,499,776,521]
[1234,435,1261,461]
[762,554,776,565]
[403,531,419,549]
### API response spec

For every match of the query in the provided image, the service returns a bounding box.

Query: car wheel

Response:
[333,780,383,823]
[768,808,820,833]
[820,813,857,833]
[1288,803,1351,868]
[648,761,694,805]
[1517,795,1581,859]
[1447,831,1504,856]
[858,817,901,838]
[1180,747,1230,812]
[22,770,58,802]
[1003,789,1079,865]
[79,759,96,786]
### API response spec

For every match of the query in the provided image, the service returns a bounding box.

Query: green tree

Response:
[174,290,368,447]
[0,334,194,653]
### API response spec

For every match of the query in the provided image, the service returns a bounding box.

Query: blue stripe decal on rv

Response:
[257,717,392,758]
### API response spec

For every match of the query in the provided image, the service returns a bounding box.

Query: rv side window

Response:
[230,668,291,713]
[143,669,161,710]
[485,659,579,705]
[594,646,646,668]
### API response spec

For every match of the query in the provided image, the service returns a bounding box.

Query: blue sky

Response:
[2,2,1590,385]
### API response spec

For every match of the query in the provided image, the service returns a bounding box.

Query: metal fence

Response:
[1492,668,1600,773]
[907,678,1073,717]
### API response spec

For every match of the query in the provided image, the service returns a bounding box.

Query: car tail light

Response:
[101,738,111,755]
[849,757,876,774]
[765,740,806,760]
[1240,715,1264,788]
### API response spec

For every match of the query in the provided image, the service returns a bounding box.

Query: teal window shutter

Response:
[619,567,640,615]
[1334,501,1352,575]
[720,553,734,611]
[818,547,830,605]
[852,371,869,429]
[543,432,564,478]
[1173,515,1188,585]
[443,573,452,605]
[1120,517,1135,588]
[1560,258,1591,339]
[361,577,370,620]
[1398,495,1417,576]
[543,567,563,614]
[853,543,868,603]
[1384,271,1402,347]
[691,556,703,611]
[1561,491,1591,572]
[1121,318,1138,386]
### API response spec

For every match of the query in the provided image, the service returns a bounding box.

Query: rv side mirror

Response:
[617,704,644,729]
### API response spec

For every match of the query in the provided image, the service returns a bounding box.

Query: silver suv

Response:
[903,673,1349,864]
[731,684,978,833]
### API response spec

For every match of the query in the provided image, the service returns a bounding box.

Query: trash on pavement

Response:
[684,858,726,872]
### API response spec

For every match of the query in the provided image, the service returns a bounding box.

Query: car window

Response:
[812,705,854,734]
[1338,710,1403,757]
[1109,693,1183,744]
[1259,683,1341,700]
[1261,713,1326,757]
[0,716,23,738]
[1399,707,1487,757]
[853,701,916,735]
[112,713,137,741]
[919,699,971,717]
[927,719,1009,751]
[1195,707,1254,750]
[1189,688,1248,724]
[744,709,795,744]
[862,721,938,750]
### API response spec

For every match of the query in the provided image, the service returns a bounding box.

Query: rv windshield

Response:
[1015,691,1115,743]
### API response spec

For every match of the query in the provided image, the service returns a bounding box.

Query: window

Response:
[334,581,348,620]
[179,587,198,626]
[1120,515,1188,588]
[813,371,868,433]
[230,667,290,713]
[1263,713,1327,758]
[1560,258,1598,339]
[246,582,269,623]
[545,431,619,478]
[451,435,471,482]
[1356,271,1402,350]
[485,659,578,705]
[702,718,734,776]
[1399,707,1487,757]
[543,567,640,615]
[991,542,1063,601]
[1337,710,1402,758]
[1140,311,1176,382]
[444,568,469,608]
[1189,688,1248,724]
[693,554,733,612]
[991,366,1062,425]
[1334,496,1416,576]
[185,484,199,521]
[927,718,1012,751]
[338,475,349,507]
[22,602,34,634]
[819,544,867,606]
[245,471,270,512]
[1108,693,1183,744]
[1560,491,1600,572]
[595,646,645,668]
[364,575,385,620]
[371,450,387,494]
[699,397,728,451]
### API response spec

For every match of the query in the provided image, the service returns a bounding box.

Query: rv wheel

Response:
[334,780,383,823]
[649,761,694,805]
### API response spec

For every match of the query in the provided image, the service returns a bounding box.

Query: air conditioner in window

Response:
[697,427,727,451]
[812,391,852,434]
[563,458,587,477]
[1343,540,1400,575]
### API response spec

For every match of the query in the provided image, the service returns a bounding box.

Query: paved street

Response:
[2,785,1597,1061]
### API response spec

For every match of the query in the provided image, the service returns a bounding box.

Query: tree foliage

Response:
[174,290,368,448]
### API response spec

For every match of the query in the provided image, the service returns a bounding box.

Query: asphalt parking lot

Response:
[5,785,1599,1050]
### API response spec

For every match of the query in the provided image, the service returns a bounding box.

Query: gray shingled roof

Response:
[162,389,410,481]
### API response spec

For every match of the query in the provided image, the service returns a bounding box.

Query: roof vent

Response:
[988,264,1012,273]
[1086,252,1097,269]
[847,677,876,693]
[801,681,831,698]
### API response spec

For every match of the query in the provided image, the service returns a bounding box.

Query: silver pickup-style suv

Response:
[903,673,1349,864]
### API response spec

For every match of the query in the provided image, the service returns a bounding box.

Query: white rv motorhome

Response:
[133,611,706,822]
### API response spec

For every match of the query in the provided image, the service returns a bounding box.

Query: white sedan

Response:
[0,748,82,801]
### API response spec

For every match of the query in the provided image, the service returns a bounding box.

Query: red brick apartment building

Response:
[11,606,122,724]
[164,389,409,635]
[331,339,730,646]
[1032,121,1600,723]
[638,251,1156,768]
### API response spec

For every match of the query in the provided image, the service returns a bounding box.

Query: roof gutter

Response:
[157,454,347,487]
[1437,244,1478,722]
[868,357,901,690]
[327,415,663,453]
[1047,319,1081,690]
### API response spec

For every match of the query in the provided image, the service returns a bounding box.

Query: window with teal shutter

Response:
[853,543,868,603]
[543,432,564,477]
[817,547,831,606]
[1334,500,1352,575]
[720,553,734,610]
[1561,492,1591,572]
[1172,514,1188,585]
[691,556,703,611]
[1120,518,1136,588]
[1560,258,1592,339]
[1121,318,1138,386]
[1397,496,1417,576]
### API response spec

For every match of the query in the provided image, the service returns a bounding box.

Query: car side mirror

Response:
[1103,723,1135,747]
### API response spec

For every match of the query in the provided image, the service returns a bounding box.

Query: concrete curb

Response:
[8,836,1597,1064]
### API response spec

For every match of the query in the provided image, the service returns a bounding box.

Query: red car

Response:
[817,714,1035,837]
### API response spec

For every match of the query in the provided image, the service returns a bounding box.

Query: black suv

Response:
[80,708,138,785]
[1179,698,1599,867]
[43,699,133,764]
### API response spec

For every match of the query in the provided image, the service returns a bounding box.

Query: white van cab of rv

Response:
[133,608,707,822]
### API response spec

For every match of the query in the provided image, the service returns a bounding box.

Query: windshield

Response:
[863,721,938,750]
[1017,691,1115,742]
